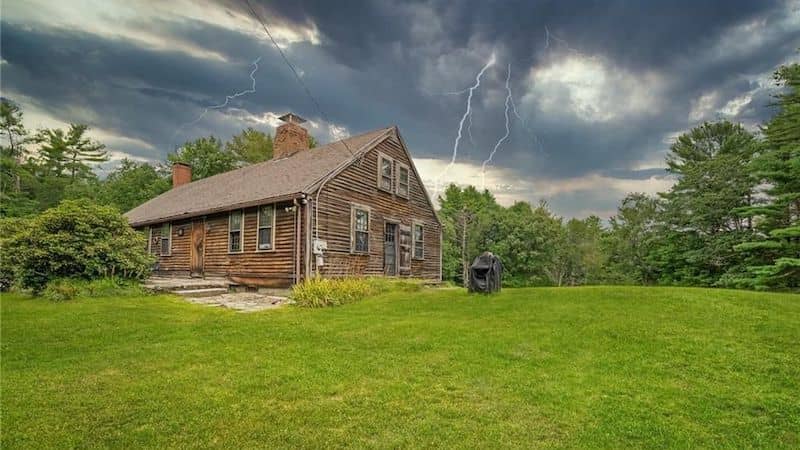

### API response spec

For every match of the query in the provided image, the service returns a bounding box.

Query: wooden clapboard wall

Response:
[313,133,442,281]
[143,200,302,286]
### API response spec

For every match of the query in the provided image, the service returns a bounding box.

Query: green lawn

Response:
[2,287,799,448]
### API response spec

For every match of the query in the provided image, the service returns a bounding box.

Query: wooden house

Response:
[125,114,442,287]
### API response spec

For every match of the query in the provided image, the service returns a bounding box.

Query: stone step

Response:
[172,287,229,298]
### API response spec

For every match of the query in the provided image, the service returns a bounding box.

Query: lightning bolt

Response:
[432,52,496,198]
[481,63,513,191]
[544,26,584,56]
[509,95,545,153]
[170,56,261,149]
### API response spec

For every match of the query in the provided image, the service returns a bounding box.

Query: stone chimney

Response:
[172,162,192,188]
[273,113,310,159]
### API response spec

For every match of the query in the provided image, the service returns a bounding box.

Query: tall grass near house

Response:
[291,276,422,307]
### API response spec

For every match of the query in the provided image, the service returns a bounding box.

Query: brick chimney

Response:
[273,113,310,159]
[172,162,192,188]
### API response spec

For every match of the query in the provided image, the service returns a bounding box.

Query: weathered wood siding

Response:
[313,135,442,280]
[142,200,302,286]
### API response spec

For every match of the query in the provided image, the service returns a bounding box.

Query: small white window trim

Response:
[412,221,424,260]
[228,209,245,254]
[146,226,152,254]
[377,152,394,193]
[396,163,410,199]
[256,204,276,252]
[160,223,172,256]
[350,203,371,254]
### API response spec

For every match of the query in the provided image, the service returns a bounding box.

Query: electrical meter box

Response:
[313,239,328,255]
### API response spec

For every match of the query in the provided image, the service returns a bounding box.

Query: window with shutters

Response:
[351,205,370,253]
[160,223,171,256]
[397,163,410,198]
[257,205,275,251]
[377,153,393,192]
[413,222,424,259]
[228,210,244,253]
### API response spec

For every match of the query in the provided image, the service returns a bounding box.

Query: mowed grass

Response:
[2,287,799,448]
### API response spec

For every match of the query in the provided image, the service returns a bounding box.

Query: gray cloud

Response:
[1,0,798,218]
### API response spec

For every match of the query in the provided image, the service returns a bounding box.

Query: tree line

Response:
[438,63,799,291]
[0,103,294,215]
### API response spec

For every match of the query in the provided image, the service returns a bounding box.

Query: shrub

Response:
[6,199,155,293]
[40,277,147,302]
[291,277,424,308]
[0,217,28,291]
[42,279,81,302]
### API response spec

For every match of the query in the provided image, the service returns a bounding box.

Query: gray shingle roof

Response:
[125,127,393,226]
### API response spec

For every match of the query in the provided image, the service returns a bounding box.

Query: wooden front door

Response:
[384,222,398,276]
[190,220,205,276]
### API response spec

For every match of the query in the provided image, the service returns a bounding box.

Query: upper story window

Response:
[413,222,424,259]
[160,223,171,256]
[397,164,410,198]
[377,153,393,192]
[228,210,244,253]
[352,204,370,253]
[257,205,275,251]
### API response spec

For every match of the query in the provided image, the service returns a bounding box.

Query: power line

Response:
[243,0,355,156]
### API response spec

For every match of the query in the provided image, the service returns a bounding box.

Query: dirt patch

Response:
[184,292,292,312]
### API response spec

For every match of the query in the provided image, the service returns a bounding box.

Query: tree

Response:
[657,120,758,285]
[99,159,170,212]
[494,201,561,286]
[734,63,800,290]
[437,184,501,286]
[168,136,236,180]
[604,193,661,284]
[35,124,107,181]
[562,216,605,285]
[0,99,36,216]
[226,128,273,165]
[0,99,31,193]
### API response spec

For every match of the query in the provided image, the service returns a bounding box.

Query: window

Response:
[352,205,370,253]
[378,153,393,192]
[397,164,410,198]
[228,210,244,253]
[160,223,171,256]
[257,205,275,251]
[399,225,412,270]
[413,222,424,259]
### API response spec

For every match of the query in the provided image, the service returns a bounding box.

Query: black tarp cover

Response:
[468,252,503,293]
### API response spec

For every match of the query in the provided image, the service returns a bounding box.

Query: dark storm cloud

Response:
[1,0,798,217]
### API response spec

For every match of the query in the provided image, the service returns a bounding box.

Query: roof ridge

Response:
[125,125,395,225]
[168,126,393,193]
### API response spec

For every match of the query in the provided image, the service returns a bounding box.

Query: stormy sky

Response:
[2,0,798,218]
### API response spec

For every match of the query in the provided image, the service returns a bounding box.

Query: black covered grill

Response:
[468,252,503,294]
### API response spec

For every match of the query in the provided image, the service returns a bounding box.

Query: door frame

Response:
[190,218,205,277]
[384,220,399,276]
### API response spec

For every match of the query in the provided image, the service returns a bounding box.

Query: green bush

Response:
[291,277,424,308]
[40,277,147,302]
[5,199,155,293]
[0,217,28,291]
[42,279,81,302]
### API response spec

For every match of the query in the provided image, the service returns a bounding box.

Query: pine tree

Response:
[35,124,107,181]
[735,63,800,290]
[0,99,31,192]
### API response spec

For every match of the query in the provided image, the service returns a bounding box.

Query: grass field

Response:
[2,286,799,448]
